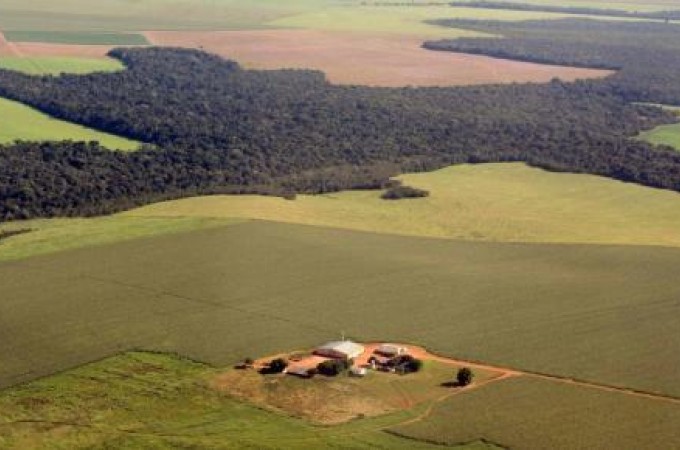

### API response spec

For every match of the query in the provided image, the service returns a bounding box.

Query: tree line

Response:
[0,38,679,220]
[449,2,680,22]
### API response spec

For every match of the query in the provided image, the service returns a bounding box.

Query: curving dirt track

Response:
[145,29,614,87]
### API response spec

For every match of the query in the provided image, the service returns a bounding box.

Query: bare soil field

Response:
[144,29,613,87]
[0,38,113,59]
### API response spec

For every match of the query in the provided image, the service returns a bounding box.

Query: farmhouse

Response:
[314,341,364,360]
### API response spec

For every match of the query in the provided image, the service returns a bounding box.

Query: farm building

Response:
[375,344,407,357]
[314,341,364,360]
[350,366,368,377]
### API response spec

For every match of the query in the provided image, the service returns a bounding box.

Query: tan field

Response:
[144,30,613,87]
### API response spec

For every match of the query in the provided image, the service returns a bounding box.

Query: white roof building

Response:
[314,341,365,360]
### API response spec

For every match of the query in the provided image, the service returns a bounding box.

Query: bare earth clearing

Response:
[0,32,114,58]
[145,29,613,87]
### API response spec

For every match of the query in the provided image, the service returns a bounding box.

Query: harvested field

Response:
[145,30,613,87]
[390,376,680,450]
[0,31,114,58]
[2,221,680,400]
[0,41,113,59]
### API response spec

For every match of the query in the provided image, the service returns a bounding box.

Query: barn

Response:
[314,341,365,360]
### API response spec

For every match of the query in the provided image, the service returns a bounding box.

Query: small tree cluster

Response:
[381,185,430,200]
[317,359,349,377]
[259,357,288,374]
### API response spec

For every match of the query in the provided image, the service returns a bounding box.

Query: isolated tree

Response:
[456,367,474,387]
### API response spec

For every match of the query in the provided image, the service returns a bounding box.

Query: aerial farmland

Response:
[1,0,680,449]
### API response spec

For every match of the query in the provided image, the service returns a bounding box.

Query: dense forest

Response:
[1,21,680,219]
[425,19,680,104]
[449,2,680,21]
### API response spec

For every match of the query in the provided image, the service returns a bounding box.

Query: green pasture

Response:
[390,376,680,449]
[0,97,141,150]
[3,30,148,45]
[0,352,497,449]
[130,163,680,248]
[638,122,680,151]
[0,56,123,75]
[2,221,680,401]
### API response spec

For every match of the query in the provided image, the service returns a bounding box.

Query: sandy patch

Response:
[145,29,613,87]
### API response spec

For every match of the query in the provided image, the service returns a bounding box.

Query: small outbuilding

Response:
[375,344,407,357]
[314,341,365,360]
[349,366,368,377]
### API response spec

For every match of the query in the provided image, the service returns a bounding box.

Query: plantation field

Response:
[0,352,498,449]
[0,56,123,74]
[390,376,680,449]
[0,215,236,263]
[3,30,148,45]
[130,163,680,248]
[2,221,680,399]
[0,97,141,150]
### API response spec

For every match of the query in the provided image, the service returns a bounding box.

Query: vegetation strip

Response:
[3,30,149,45]
[449,1,680,21]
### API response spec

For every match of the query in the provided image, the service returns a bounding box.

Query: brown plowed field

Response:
[145,29,613,87]
[0,39,112,58]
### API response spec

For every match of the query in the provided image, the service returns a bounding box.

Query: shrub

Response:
[456,367,474,386]
[260,357,288,374]
[317,359,348,377]
[381,185,430,200]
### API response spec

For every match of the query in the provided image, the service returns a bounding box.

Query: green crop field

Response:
[269,5,629,37]
[3,30,148,45]
[0,215,237,263]
[130,163,680,248]
[390,376,680,449]
[11,162,680,263]
[0,351,498,449]
[0,56,123,75]
[2,221,680,400]
[0,97,141,150]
